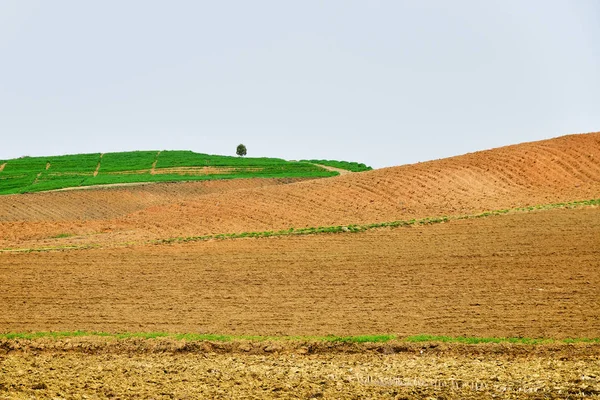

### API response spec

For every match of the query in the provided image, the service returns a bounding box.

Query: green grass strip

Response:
[0,331,395,343]
[1,331,599,344]
[1,198,598,253]
[152,197,600,245]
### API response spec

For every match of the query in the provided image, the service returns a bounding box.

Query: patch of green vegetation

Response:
[1,156,48,175]
[158,151,304,168]
[301,159,373,172]
[0,174,38,194]
[51,233,74,239]
[0,153,101,194]
[0,331,397,343]
[1,331,597,345]
[45,153,100,173]
[0,151,350,195]
[98,151,158,173]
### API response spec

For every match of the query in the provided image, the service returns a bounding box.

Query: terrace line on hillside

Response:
[0,151,372,194]
[2,197,597,253]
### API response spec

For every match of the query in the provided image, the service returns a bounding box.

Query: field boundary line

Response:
[1,198,598,254]
[151,150,162,175]
[93,153,104,177]
[310,163,351,175]
[32,171,43,185]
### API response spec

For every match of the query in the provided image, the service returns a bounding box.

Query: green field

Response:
[0,151,371,195]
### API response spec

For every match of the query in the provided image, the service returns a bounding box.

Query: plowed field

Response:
[1,339,599,399]
[1,207,598,337]
[1,132,599,249]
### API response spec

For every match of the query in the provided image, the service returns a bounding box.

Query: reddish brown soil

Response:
[1,339,599,399]
[0,178,309,247]
[1,132,599,249]
[1,207,598,337]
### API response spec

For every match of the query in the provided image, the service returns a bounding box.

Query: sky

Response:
[1,1,599,169]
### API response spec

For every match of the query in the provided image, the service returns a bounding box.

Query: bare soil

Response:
[1,207,598,337]
[0,177,311,247]
[0,339,599,399]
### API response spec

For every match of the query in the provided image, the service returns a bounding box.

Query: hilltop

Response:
[0,150,372,195]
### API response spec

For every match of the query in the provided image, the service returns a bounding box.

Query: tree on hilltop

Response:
[236,144,247,157]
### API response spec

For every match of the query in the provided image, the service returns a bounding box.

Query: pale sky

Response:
[1,1,599,168]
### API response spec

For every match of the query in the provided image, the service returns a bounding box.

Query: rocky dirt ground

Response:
[1,339,599,399]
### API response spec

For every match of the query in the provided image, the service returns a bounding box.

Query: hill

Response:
[0,150,372,194]
[2,131,600,399]
[1,131,599,249]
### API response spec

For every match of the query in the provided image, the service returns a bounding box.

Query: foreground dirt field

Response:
[1,207,598,337]
[1,132,599,249]
[1,339,599,399]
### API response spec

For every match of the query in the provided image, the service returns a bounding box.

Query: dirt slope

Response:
[1,132,599,247]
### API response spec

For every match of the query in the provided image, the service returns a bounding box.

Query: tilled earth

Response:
[0,339,599,399]
[0,207,599,337]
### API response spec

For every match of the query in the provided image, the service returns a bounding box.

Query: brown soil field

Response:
[1,132,599,250]
[1,207,598,337]
[1,339,599,399]
[0,178,309,248]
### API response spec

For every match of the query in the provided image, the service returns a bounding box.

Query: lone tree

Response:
[236,144,247,157]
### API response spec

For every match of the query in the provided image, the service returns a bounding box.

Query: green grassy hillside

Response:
[0,151,371,195]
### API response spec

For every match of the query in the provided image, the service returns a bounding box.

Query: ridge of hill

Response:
[0,131,599,248]
[117,131,600,235]
[0,150,372,195]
